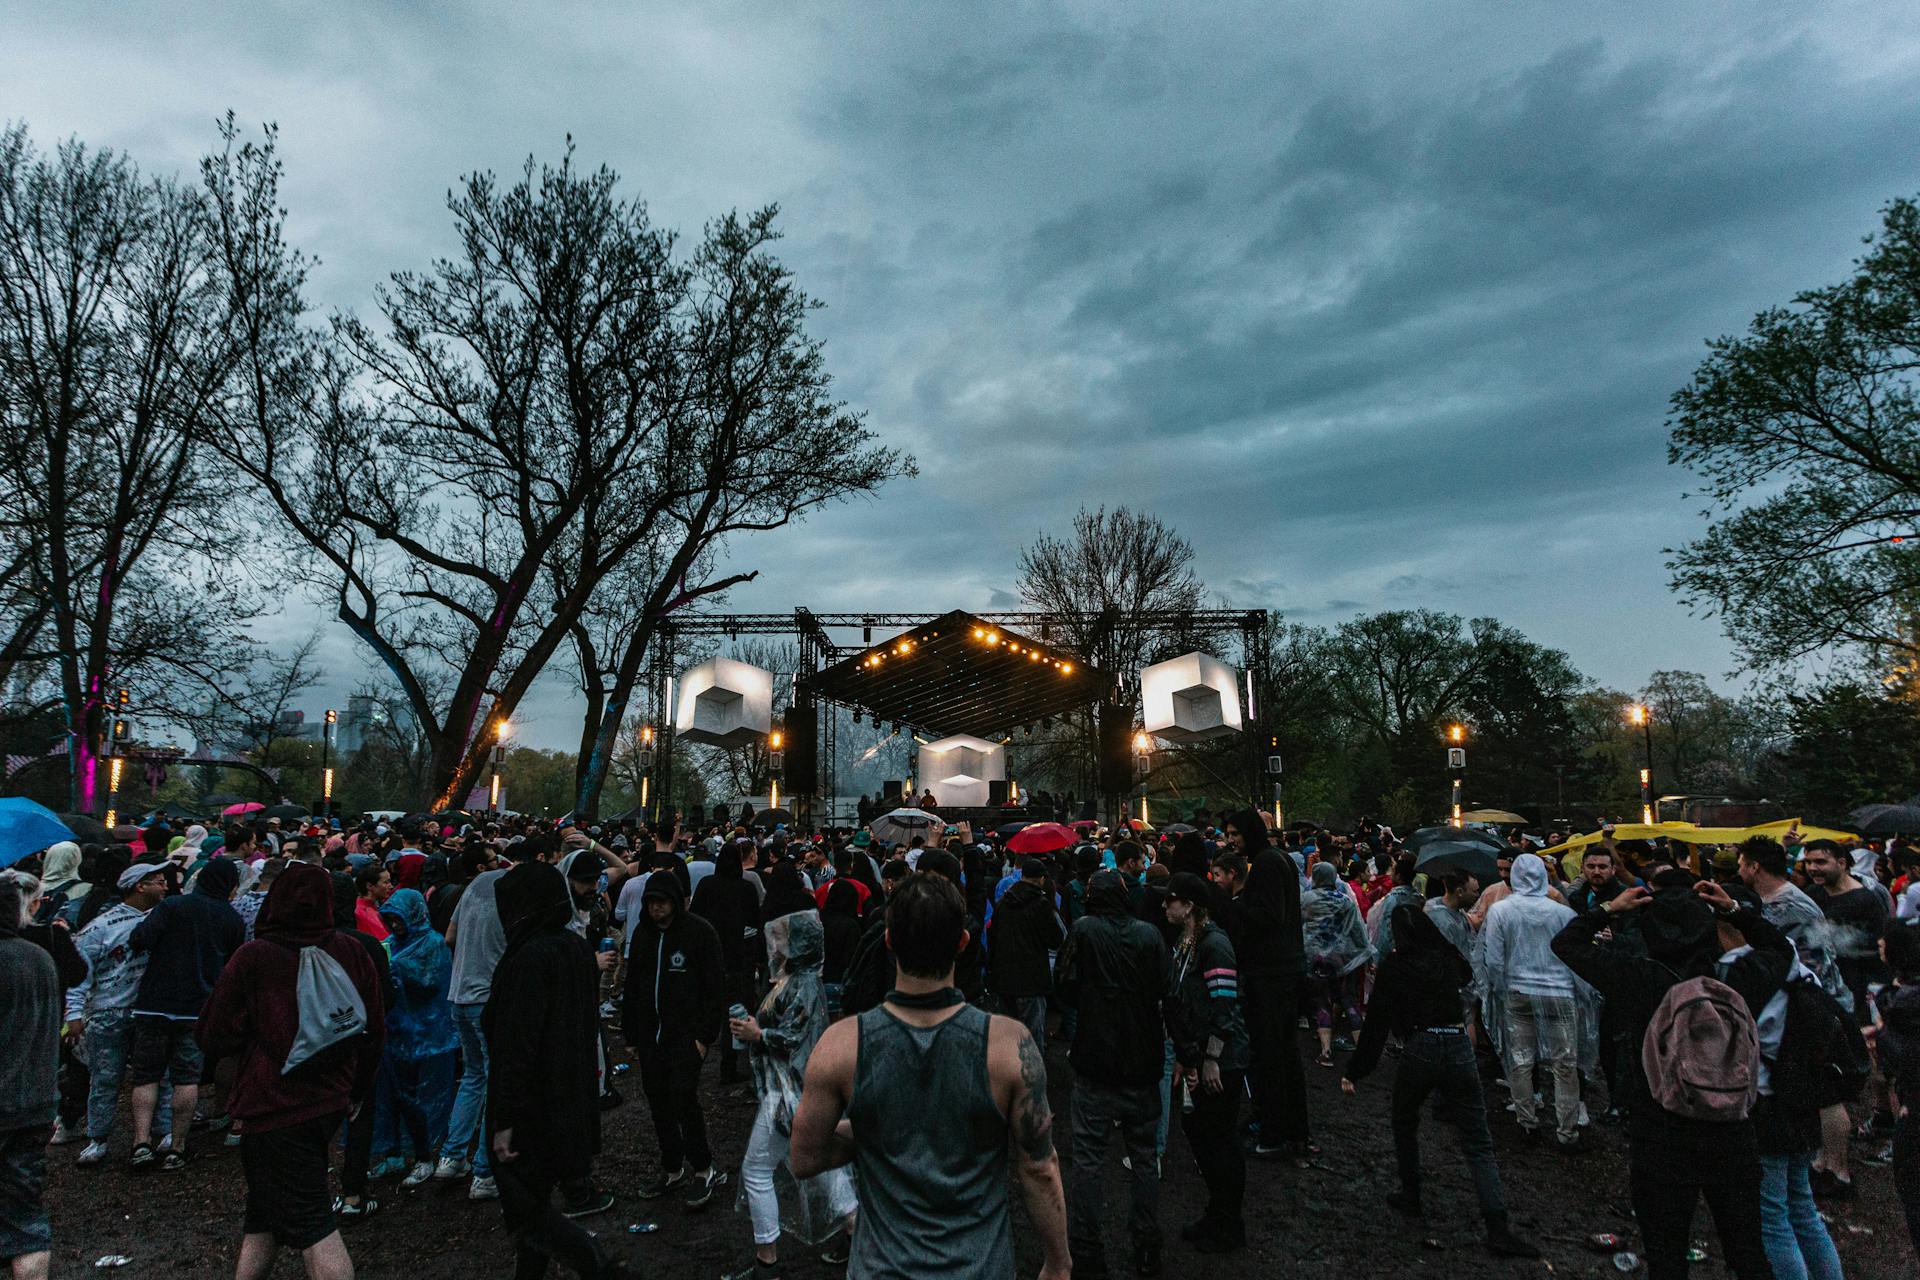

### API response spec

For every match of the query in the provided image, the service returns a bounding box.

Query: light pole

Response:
[1266,733,1284,830]
[489,717,511,816]
[638,724,656,819]
[768,727,785,816]
[321,708,337,820]
[1628,703,1654,823]
[1133,730,1152,828]
[106,688,130,828]
[1446,722,1467,826]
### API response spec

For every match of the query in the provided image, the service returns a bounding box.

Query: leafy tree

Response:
[1761,681,1920,824]
[1669,194,1920,673]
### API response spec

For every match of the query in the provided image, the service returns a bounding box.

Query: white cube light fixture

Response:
[674,657,775,747]
[916,733,1007,809]
[1140,652,1244,742]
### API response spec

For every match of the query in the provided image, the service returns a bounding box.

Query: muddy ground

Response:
[43,1020,1917,1279]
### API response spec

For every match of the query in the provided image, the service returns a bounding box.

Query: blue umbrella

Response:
[0,797,78,869]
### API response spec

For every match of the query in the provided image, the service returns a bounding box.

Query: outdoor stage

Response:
[635,606,1269,829]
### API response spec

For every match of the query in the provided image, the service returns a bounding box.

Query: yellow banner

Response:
[1540,818,1858,862]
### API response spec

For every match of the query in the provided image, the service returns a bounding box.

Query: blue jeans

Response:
[442,1003,490,1176]
[1155,1038,1175,1158]
[1757,1152,1843,1280]
[81,1012,169,1143]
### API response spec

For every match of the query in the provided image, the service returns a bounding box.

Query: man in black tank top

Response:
[790,873,1070,1280]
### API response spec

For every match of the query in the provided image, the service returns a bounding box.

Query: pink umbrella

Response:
[221,801,265,817]
[1006,822,1079,854]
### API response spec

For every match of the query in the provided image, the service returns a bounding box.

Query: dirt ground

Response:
[43,1020,1918,1280]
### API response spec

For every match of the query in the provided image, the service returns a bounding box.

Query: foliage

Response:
[1760,681,1920,825]
[1669,194,1920,672]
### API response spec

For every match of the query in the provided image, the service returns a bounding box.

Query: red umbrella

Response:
[221,801,265,817]
[1006,822,1079,854]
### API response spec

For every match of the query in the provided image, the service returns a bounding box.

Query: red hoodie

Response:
[196,863,386,1133]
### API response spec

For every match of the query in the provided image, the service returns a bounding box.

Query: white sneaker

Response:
[49,1120,79,1146]
[469,1175,499,1201]
[77,1141,109,1166]
[401,1161,436,1188]
[434,1156,472,1181]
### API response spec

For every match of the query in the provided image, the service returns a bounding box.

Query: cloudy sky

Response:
[7,1,1919,748]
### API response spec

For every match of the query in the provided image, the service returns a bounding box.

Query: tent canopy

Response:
[807,610,1110,738]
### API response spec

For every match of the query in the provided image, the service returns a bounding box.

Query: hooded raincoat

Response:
[1480,853,1600,1072]
[378,888,457,1061]
[1300,862,1369,976]
[35,842,88,925]
[737,910,858,1244]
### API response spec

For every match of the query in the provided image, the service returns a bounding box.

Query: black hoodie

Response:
[484,862,600,1176]
[1055,871,1171,1087]
[1553,892,1790,1141]
[0,879,60,1129]
[689,844,762,975]
[1224,810,1304,981]
[621,869,727,1051]
[131,856,245,1017]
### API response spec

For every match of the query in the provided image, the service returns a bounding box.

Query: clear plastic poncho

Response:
[737,909,857,1244]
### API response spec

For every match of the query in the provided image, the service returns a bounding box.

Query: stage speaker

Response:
[784,702,818,794]
[988,779,1010,806]
[883,779,903,804]
[1099,709,1134,796]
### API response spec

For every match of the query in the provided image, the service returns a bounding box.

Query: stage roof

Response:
[805,610,1110,738]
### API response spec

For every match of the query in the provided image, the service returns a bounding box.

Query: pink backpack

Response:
[1641,975,1758,1122]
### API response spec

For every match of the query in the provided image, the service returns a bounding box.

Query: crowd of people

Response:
[1,802,1918,1279]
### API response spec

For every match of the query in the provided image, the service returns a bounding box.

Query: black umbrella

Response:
[261,803,309,822]
[1404,824,1505,853]
[57,812,110,843]
[432,809,476,824]
[141,803,206,824]
[1162,822,1197,834]
[995,821,1034,838]
[1414,840,1500,886]
[755,808,794,827]
[1850,802,1920,836]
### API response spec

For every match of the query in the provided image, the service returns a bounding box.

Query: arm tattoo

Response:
[1013,1029,1054,1162]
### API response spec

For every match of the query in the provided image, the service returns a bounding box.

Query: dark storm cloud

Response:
[6,2,1918,742]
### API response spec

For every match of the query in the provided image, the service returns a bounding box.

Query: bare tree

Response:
[210,139,910,811]
[1017,506,1206,815]
[0,121,262,812]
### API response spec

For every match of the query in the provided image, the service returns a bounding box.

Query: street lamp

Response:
[322,708,337,820]
[1445,723,1467,826]
[638,723,655,814]
[1628,703,1653,823]
[489,716,511,816]
[769,728,784,815]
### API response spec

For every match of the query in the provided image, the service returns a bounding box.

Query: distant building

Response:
[337,694,388,756]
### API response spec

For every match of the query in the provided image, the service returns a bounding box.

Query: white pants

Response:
[743,1106,858,1245]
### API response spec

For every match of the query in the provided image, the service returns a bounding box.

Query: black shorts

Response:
[241,1113,343,1250]
[0,1125,50,1261]
[128,1016,204,1087]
